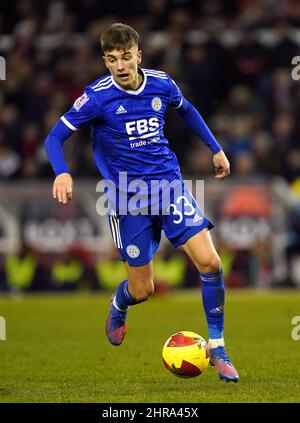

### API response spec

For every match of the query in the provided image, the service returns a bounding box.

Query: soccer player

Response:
[44,23,239,382]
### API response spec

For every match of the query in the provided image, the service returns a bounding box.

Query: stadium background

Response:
[0,0,299,293]
[1,0,300,406]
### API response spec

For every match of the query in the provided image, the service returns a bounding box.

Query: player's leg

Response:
[181,228,224,342]
[105,212,160,346]
[181,229,239,382]
[162,183,238,382]
[105,262,154,346]
[111,261,154,313]
[125,261,154,301]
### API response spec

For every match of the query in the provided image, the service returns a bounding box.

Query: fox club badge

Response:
[126,245,140,258]
[151,97,162,111]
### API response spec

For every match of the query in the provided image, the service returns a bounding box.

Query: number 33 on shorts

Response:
[167,194,200,225]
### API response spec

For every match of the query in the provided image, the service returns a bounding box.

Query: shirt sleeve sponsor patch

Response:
[73,93,89,111]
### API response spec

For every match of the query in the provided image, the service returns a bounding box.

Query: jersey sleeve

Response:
[167,76,184,109]
[60,87,99,131]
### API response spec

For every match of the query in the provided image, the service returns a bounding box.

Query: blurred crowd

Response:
[0,242,198,292]
[0,0,300,289]
[0,0,299,183]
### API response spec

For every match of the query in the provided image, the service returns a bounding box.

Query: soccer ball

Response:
[162,331,210,378]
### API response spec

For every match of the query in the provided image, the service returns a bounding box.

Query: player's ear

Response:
[102,55,109,69]
[137,50,142,64]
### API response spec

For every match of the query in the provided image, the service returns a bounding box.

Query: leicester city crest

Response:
[151,97,162,111]
[126,245,140,259]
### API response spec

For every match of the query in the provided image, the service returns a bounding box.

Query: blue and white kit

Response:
[45,68,220,265]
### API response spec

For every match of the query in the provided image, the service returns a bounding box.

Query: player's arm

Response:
[167,76,230,179]
[44,120,74,204]
[176,99,230,179]
[44,88,98,203]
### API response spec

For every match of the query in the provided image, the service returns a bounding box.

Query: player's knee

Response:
[198,254,221,274]
[131,282,154,303]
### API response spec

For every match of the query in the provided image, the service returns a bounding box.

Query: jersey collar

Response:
[111,68,147,95]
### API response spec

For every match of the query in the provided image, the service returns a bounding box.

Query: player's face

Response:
[103,46,142,90]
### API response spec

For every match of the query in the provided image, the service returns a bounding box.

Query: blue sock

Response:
[114,280,137,312]
[200,269,225,341]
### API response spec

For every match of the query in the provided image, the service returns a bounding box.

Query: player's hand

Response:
[52,173,73,204]
[213,150,230,179]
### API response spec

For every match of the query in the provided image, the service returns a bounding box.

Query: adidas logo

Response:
[209,306,224,315]
[193,214,202,223]
[116,105,127,114]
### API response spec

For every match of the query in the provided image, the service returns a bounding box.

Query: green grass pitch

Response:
[0,290,299,403]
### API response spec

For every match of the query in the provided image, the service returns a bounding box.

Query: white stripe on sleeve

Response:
[60,116,78,131]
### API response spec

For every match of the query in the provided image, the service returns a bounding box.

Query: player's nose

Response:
[116,60,125,71]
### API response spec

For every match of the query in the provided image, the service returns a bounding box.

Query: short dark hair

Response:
[100,23,139,53]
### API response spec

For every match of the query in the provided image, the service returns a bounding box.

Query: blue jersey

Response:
[61,69,183,187]
[45,68,220,261]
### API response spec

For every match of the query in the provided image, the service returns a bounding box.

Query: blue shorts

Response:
[108,185,214,266]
